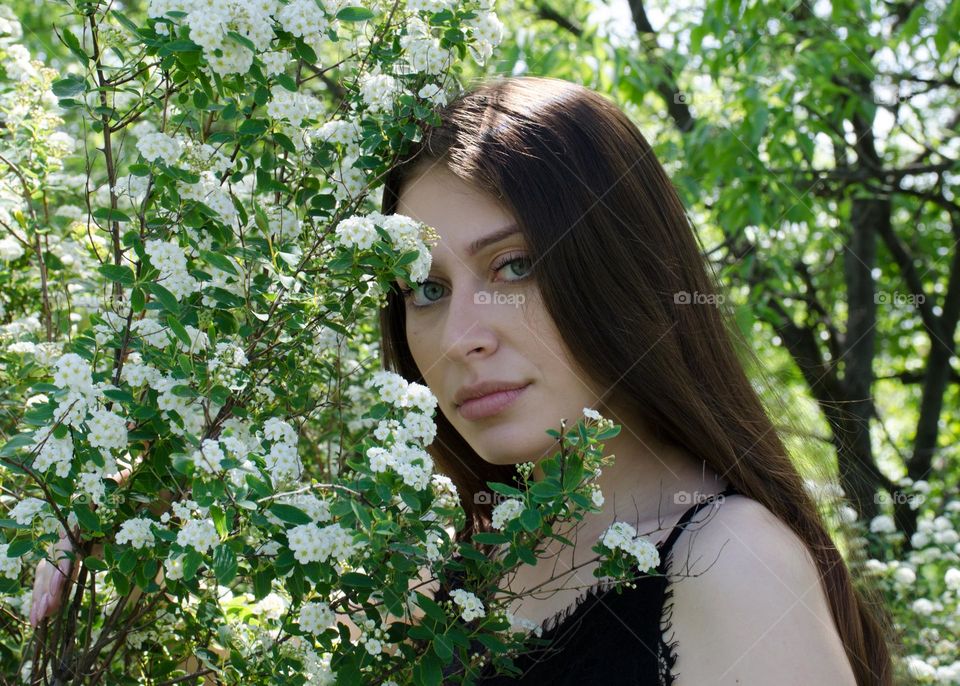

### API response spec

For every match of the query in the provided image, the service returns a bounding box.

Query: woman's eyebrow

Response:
[466,224,522,257]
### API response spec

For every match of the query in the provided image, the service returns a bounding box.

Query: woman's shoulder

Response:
[664,493,857,685]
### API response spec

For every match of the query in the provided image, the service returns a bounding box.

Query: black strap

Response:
[657,484,740,554]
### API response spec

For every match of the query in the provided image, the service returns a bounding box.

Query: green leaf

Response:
[269,503,312,525]
[432,634,454,663]
[84,557,108,571]
[5,540,33,558]
[52,74,86,98]
[73,503,102,535]
[93,207,132,223]
[0,433,37,458]
[211,505,228,538]
[253,566,273,600]
[337,6,375,21]
[131,286,145,312]
[528,480,563,501]
[182,549,203,581]
[146,282,180,314]
[60,27,88,62]
[102,389,135,404]
[340,572,376,589]
[200,250,239,276]
[227,30,255,52]
[413,592,448,624]
[212,544,238,584]
[238,119,268,136]
[98,264,136,285]
[163,39,201,53]
[167,315,192,348]
[414,651,442,686]
[519,507,541,532]
[487,482,524,498]
[118,547,138,575]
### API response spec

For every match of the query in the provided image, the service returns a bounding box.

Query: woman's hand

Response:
[28,467,131,628]
[29,525,78,629]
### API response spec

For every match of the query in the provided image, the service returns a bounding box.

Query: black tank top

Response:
[440,485,742,684]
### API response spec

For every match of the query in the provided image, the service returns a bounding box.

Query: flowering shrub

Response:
[847,477,960,685]
[0,3,670,682]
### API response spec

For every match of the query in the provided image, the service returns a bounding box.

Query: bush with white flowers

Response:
[838,475,960,683]
[0,2,666,683]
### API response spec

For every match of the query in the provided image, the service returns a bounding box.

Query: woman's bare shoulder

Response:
[665,494,857,686]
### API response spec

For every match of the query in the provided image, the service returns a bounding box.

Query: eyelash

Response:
[398,252,532,308]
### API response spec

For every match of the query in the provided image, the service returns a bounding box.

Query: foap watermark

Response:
[874,291,925,306]
[474,290,525,307]
[672,91,726,111]
[473,490,512,506]
[875,490,925,509]
[674,490,726,506]
[674,290,725,306]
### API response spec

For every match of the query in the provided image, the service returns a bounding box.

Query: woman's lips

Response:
[456,384,531,421]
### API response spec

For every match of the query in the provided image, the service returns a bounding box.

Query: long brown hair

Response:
[378,75,896,685]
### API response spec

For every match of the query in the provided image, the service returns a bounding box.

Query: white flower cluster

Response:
[430,473,459,510]
[266,493,332,527]
[260,50,288,76]
[365,444,434,491]
[31,426,74,478]
[136,131,183,166]
[599,521,661,572]
[449,588,485,622]
[504,609,544,638]
[424,529,445,561]
[8,497,47,526]
[260,204,302,243]
[177,171,238,226]
[190,438,226,475]
[276,0,330,45]
[464,5,505,66]
[86,408,128,453]
[145,238,201,301]
[0,543,22,580]
[207,341,249,391]
[266,86,321,126]
[286,521,363,565]
[298,599,336,635]
[869,514,897,535]
[148,0,277,75]
[36,354,107,470]
[164,553,186,580]
[358,72,398,114]
[116,517,158,549]
[333,215,379,251]
[357,616,390,656]
[406,0,458,13]
[180,138,232,176]
[491,498,524,530]
[911,514,960,548]
[399,17,454,76]
[0,236,24,261]
[418,82,449,107]
[263,417,303,486]
[77,468,109,508]
[177,517,220,554]
[363,372,439,490]
[315,119,363,155]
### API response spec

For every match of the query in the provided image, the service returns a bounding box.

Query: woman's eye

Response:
[494,254,533,281]
[400,281,447,307]
[400,253,533,309]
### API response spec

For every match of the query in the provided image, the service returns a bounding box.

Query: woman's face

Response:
[394,163,609,467]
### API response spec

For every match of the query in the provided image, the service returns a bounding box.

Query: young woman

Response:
[378,75,895,684]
